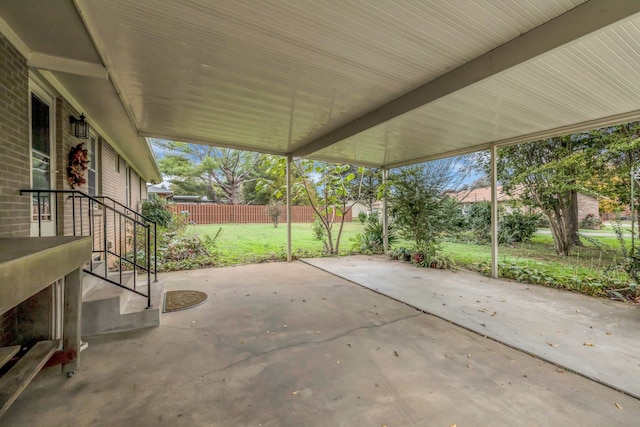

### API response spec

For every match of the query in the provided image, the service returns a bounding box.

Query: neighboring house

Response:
[453,186,520,214]
[0,26,162,384]
[350,202,369,219]
[147,184,174,200]
[452,186,599,220]
[172,195,207,203]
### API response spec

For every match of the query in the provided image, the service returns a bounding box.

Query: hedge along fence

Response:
[168,203,352,224]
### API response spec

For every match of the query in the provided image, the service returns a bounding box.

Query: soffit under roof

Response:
[3,1,640,170]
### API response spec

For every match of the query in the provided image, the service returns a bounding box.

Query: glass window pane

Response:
[31,151,50,189]
[32,194,51,221]
[88,169,96,195]
[31,94,50,154]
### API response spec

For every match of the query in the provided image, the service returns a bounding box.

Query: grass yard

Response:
[193,222,630,278]
[187,221,635,297]
[442,234,629,280]
[194,222,367,265]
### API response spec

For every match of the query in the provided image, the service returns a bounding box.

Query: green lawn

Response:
[442,235,629,279]
[193,222,630,278]
[194,222,367,265]
[189,221,635,297]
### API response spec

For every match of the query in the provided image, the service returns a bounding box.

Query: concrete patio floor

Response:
[3,259,640,426]
[304,256,640,399]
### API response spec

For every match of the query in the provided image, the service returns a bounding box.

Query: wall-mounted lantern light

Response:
[69,113,89,139]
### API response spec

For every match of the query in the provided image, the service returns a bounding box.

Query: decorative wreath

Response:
[67,142,89,188]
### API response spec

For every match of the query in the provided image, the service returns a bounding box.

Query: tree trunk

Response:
[568,191,583,246]
[548,208,572,256]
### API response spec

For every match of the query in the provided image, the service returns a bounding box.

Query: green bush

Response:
[579,213,602,230]
[474,262,628,297]
[499,211,541,244]
[141,199,173,228]
[357,211,368,224]
[351,214,397,253]
[452,203,539,245]
[464,202,492,243]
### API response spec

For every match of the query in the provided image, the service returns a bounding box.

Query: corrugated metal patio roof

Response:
[2,0,640,175]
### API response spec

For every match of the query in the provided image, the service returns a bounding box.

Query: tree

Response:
[154,140,265,204]
[491,135,596,256]
[158,154,215,200]
[252,155,311,206]
[468,176,491,190]
[592,123,640,216]
[389,158,470,254]
[358,167,382,209]
[295,160,365,254]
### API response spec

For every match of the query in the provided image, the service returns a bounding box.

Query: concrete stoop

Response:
[81,266,163,336]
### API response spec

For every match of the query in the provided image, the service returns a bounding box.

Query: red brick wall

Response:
[577,193,599,221]
[0,33,29,345]
[55,98,93,237]
[0,33,30,238]
[98,139,149,266]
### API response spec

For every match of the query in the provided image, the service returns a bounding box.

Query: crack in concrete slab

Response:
[190,312,423,380]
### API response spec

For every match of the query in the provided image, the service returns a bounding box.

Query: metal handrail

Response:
[82,194,157,282]
[20,189,155,308]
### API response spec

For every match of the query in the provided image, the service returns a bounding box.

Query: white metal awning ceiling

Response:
[2,0,640,175]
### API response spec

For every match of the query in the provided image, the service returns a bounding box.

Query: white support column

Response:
[286,154,292,262]
[490,144,499,278]
[382,168,389,253]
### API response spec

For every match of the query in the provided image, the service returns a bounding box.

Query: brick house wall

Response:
[0,32,152,345]
[577,193,599,221]
[100,140,147,208]
[0,33,30,345]
[0,33,30,238]
[55,97,92,237]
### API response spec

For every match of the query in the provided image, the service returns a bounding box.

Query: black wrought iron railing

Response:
[93,194,158,282]
[20,189,158,308]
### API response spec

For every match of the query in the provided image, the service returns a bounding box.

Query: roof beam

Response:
[137,131,287,156]
[291,0,640,158]
[383,108,640,169]
[28,52,107,79]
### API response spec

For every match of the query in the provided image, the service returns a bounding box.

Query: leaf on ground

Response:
[394,351,399,357]
[546,342,559,347]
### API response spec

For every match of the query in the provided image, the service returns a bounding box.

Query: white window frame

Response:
[28,79,56,237]
[87,133,98,196]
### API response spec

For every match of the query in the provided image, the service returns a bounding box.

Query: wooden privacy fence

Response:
[169,203,352,224]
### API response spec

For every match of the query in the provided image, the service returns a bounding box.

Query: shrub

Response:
[464,202,492,243]
[499,211,541,244]
[351,214,397,253]
[474,262,629,297]
[141,198,173,228]
[266,200,283,228]
[357,211,368,224]
[579,213,602,230]
[388,166,456,249]
[451,203,539,245]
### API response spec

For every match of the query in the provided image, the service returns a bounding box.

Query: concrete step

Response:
[81,271,163,337]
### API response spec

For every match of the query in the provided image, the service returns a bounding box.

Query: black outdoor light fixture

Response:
[69,113,89,139]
